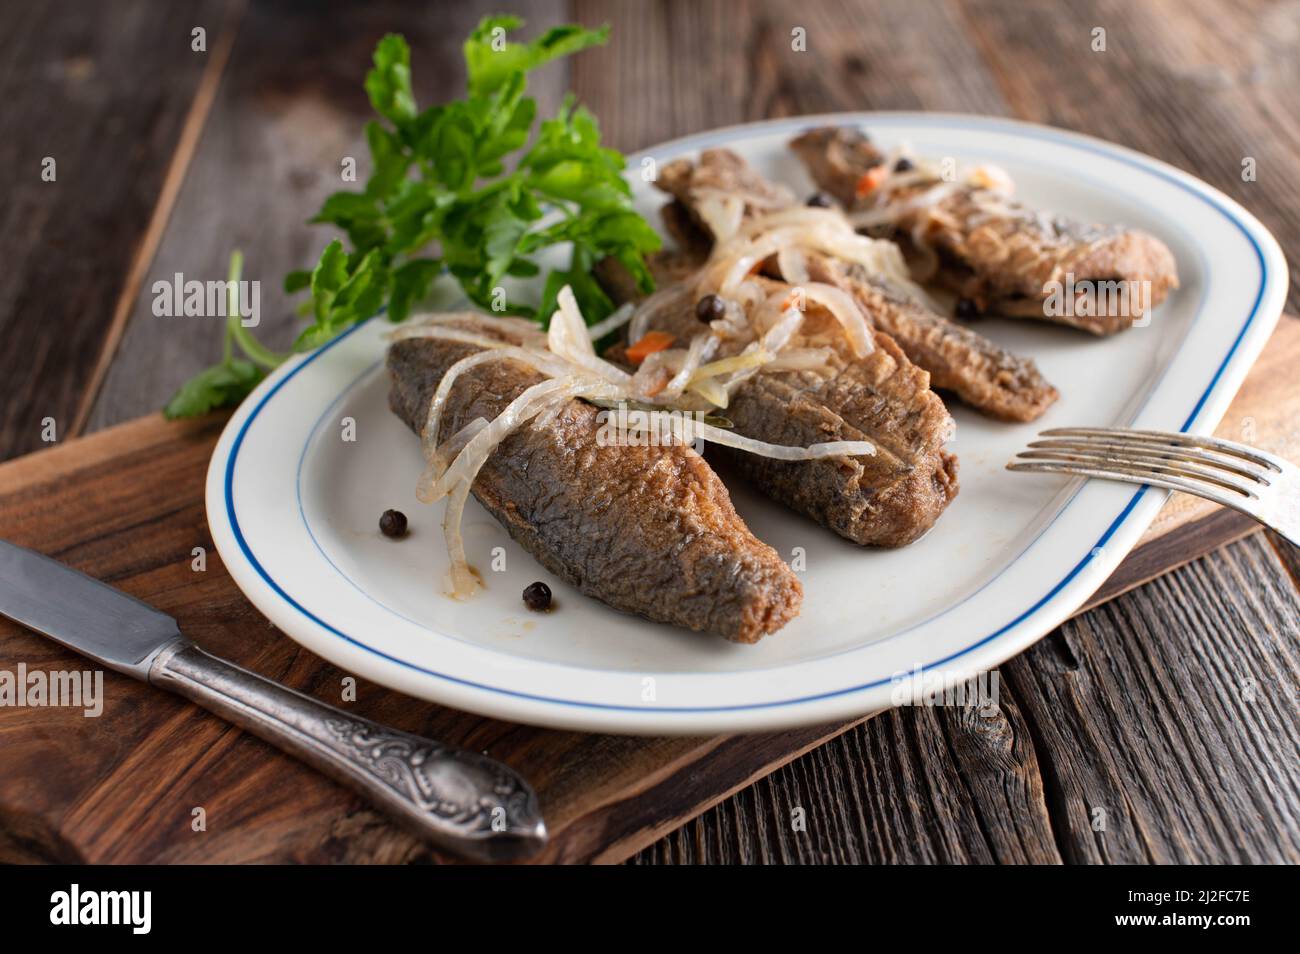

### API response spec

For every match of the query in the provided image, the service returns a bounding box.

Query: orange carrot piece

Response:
[855,165,889,198]
[625,330,676,364]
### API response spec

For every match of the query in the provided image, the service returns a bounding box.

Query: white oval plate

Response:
[206,113,1287,735]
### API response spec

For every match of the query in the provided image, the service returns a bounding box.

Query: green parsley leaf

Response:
[464,17,609,97]
[166,16,658,419]
[364,34,418,130]
[163,357,264,420]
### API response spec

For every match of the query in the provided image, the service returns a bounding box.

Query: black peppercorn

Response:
[954,298,981,321]
[522,581,552,611]
[805,192,834,208]
[379,509,408,538]
[695,294,727,323]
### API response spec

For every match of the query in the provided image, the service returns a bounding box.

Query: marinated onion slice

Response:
[407,284,887,602]
[802,282,874,358]
[661,332,719,400]
[550,287,633,387]
[695,191,746,242]
[417,416,488,502]
[776,245,810,285]
[765,347,834,371]
[619,411,875,460]
[586,301,635,341]
[427,378,615,599]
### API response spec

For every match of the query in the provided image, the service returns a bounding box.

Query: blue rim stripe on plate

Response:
[223,116,1272,714]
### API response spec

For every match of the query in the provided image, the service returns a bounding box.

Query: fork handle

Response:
[147,640,547,862]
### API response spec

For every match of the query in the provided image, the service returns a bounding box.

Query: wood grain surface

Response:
[0,413,872,863]
[0,330,1294,863]
[0,0,232,461]
[1,0,1297,864]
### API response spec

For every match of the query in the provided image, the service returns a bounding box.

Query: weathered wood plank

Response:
[1004,533,1300,864]
[3,402,1291,864]
[0,0,233,461]
[635,689,1061,864]
[0,413,872,864]
[571,0,1010,153]
[85,0,567,429]
[636,533,1300,864]
[961,0,1300,313]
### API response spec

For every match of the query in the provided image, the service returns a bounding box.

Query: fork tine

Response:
[1039,427,1285,472]
[1014,449,1260,497]
[1005,459,1253,512]
[1024,438,1269,485]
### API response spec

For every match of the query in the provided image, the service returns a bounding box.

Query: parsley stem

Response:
[224,250,286,371]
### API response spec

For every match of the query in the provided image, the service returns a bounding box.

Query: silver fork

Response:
[1007,427,1300,547]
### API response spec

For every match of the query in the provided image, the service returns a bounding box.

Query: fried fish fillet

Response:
[598,272,959,549]
[387,319,802,642]
[657,149,1057,421]
[809,259,1059,422]
[790,126,1179,335]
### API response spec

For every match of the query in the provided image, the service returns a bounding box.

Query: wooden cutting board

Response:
[1,318,1295,865]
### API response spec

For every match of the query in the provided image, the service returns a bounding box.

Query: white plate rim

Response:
[205,112,1289,734]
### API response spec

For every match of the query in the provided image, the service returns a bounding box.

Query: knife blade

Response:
[0,540,182,678]
[0,539,546,862]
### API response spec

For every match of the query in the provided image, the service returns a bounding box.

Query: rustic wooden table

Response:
[3,0,1297,864]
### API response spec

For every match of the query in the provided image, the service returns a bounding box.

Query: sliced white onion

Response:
[691,185,793,218]
[802,282,874,357]
[430,378,586,501]
[631,348,684,400]
[660,333,719,400]
[760,303,805,354]
[967,164,1014,194]
[428,378,611,599]
[442,477,477,598]
[413,338,581,466]
[586,301,635,341]
[695,192,746,242]
[620,412,875,460]
[551,286,633,387]
[417,416,487,501]
[847,205,902,230]
[765,347,834,371]
[909,220,941,282]
[849,180,960,230]
[687,377,730,408]
[706,221,916,299]
[689,349,773,385]
[549,285,595,357]
[399,311,547,345]
[776,245,810,285]
[735,206,848,236]
[390,325,517,352]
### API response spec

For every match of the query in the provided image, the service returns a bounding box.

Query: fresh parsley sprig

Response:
[164,15,659,419]
[163,250,283,419]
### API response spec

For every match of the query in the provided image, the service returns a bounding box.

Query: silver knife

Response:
[0,539,546,863]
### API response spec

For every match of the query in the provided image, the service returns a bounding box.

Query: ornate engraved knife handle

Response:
[147,640,546,862]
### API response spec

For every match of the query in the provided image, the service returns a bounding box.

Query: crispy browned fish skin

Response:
[601,279,959,548]
[659,150,796,219]
[811,259,1059,422]
[387,327,802,643]
[789,126,1179,335]
[722,332,959,547]
[604,149,960,544]
[656,148,1057,421]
